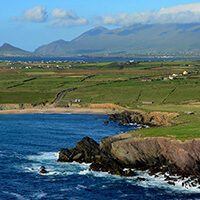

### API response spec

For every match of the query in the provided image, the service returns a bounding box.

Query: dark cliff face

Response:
[58,134,200,178]
[100,135,200,176]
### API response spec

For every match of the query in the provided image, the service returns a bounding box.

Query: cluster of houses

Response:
[165,70,190,81]
[1,60,88,70]
[141,70,198,82]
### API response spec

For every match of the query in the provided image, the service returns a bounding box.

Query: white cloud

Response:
[11,6,48,23]
[94,3,200,26]
[49,17,88,27]
[50,9,88,27]
[51,9,78,19]
[159,3,200,15]
[11,6,87,27]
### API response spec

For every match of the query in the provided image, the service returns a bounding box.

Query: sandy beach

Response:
[0,107,116,115]
[0,103,125,115]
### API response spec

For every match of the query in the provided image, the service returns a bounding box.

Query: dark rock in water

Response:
[57,148,72,162]
[123,169,136,177]
[167,181,175,186]
[90,157,136,177]
[136,177,146,181]
[90,159,123,176]
[39,166,47,174]
[58,136,101,163]
[104,120,109,124]
[164,175,178,182]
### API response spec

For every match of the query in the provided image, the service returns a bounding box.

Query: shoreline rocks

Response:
[58,135,200,187]
[109,110,179,127]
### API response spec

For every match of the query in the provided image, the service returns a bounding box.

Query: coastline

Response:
[0,107,116,115]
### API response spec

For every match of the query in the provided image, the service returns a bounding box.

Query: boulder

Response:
[136,177,146,181]
[58,137,101,163]
[39,166,47,174]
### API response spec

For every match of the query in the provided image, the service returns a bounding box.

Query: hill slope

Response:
[34,23,200,55]
[0,43,32,56]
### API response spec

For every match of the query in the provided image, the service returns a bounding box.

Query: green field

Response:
[0,59,200,140]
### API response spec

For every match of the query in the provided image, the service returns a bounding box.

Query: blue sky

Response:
[1,0,200,51]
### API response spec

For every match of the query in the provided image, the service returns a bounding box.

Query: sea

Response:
[0,113,200,200]
[1,56,200,62]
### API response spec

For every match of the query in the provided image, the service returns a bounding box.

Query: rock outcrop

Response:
[58,136,101,163]
[58,134,200,187]
[58,136,136,176]
[109,110,179,126]
[39,166,47,174]
[100,134,200,177]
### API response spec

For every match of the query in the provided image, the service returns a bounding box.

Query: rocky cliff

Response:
[100,134,200,177]
[109,110,179,127]
[58,135,200,186]
[57,111,200,188]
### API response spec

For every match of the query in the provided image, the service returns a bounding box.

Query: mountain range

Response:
[2,23,200,56]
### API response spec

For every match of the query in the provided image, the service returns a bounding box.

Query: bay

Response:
[0,113,199,199]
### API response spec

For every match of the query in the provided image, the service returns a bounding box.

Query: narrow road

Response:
[53,88,77,104]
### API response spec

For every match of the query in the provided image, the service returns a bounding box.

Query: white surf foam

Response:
[24,152,91,176]
[132,170,200,193]
[27,152,58,161]
[24,152,200,193]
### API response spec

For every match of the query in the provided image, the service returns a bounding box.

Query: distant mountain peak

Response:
[0,43,31,56]
[55,39,67,43]
[1,43,14,48]
[77,26,109,38]
[93,26,108,31]
[34,39,69,54]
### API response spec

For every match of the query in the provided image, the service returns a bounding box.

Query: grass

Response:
[0,91,55,104]
[129,114,200,141]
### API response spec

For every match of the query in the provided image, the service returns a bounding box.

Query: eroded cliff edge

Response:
[100,135,200,177]
[57,111,200,188]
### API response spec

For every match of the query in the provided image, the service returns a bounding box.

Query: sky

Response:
[1,0,200,51]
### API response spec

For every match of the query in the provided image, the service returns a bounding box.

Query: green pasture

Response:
[130,114,200,141]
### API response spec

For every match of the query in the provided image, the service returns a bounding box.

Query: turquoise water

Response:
[0,113,199,199]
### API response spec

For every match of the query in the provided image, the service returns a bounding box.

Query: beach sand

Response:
[0,107,116,115]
